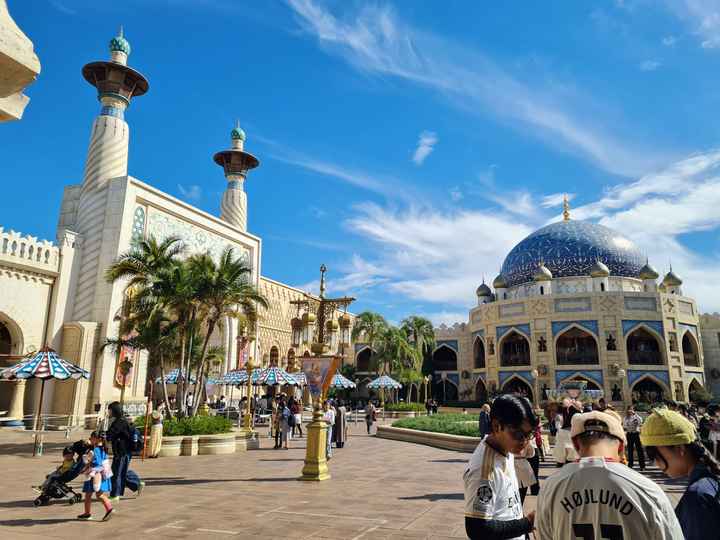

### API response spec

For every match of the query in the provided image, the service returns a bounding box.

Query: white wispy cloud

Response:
[663,35,678,46]
[662,0,720,49]
[49,0,76,15]
[540,192,575,208]
[286,0,667,177]
[177,184,202,201]
[639,59,662,71]
[332,150,720,320]
[412,131,438,165]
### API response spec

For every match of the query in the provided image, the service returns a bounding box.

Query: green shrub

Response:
[160,415,233,436]
[393,413,480,437]
[384,402,426,412]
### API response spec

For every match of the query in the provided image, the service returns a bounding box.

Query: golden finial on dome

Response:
[562,194,570,221]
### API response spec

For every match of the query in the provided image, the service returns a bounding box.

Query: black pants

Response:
[274,426,281,448]
[626,432,645,470]
[292,420,302,437]
[528,452,540,496]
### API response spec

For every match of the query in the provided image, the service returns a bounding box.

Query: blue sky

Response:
[4,0,720,323]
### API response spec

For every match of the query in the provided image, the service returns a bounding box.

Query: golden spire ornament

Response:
[562,194,571,221]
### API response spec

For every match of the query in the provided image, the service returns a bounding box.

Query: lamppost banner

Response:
[302,356,339,397]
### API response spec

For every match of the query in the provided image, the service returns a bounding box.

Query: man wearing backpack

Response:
[106,401,145,501]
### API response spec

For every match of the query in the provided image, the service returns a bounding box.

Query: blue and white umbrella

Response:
[156,368,196,384]
[0,347,90,380]
[367,374,402,390]
[221,368,262,385]
[329,372,356,389]
[258,366,300,386]
[291,371,307,386]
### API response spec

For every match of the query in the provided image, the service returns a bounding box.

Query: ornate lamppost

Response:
[235,325,255,436]
[291,265,355,482]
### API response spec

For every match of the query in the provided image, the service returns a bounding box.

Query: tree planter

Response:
[181,435,199,456]
[382,411,424,419]
[376,425,479,453]
[197,433,235,455]
[158,435,183,457]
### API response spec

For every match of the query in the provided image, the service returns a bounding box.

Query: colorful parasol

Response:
[155,368,197,384]
[290,371,307,386]
[329,371,356,389]
[257,366,300,386]
[367,374,402,390]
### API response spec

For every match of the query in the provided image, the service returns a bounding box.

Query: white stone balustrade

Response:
[0,227,59,274]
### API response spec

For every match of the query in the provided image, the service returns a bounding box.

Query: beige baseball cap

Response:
[570,410,626,444]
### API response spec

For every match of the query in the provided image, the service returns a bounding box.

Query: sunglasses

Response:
[506,427,535,442]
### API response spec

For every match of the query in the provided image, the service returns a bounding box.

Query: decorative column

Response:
[214,124,260,231]
[5,379,26,426]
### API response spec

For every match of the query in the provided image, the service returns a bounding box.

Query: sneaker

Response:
[102,508,113,522]
[108,496,120,503]
[77,513,92,520]
[136,481,145,497]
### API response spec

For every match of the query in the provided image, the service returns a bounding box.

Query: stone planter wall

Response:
[376,425,479,453]
[157,433,238,457]
[198,433,236,455]
[158,435,183,457]
[380,411,425,419]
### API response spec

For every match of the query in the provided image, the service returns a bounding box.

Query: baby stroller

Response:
[33,459,84,506]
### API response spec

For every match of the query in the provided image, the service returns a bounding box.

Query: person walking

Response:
[334,402,348,448]
[77,431,114,522]
[365,401,376,435]
[278,398,291,450]
[553,399,581,467]
[463,395,537,540]
[536,410,684,540]
[290,398,303,438]
[185,392,193,417]
[322,400,336,460]
[623,406,645,470]
[641,408,720,540]
[478,403,491,439]
[106,401,144,501]
[272,398,281,449]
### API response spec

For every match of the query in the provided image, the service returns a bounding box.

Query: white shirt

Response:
[464,439,525,540]
[323,409,336,426]
[536,456,684,540]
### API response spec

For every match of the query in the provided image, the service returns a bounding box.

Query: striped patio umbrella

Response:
[290,371,307,386]
[329,372,356,389]
[221,368,263,385]
[367,374,402,390]
[0,347,90,456]
[155,368,196,384]
[258,366,300,386]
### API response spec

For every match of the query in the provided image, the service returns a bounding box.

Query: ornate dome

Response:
[109,28,131,56]
[533,262,553,282]
[231,126,246,141]
[492,273,507,289]
[639,261,659,280]
[500,220,645,287]
[662,270,683,287]
[589,260,610,278]
[476,283,492,297]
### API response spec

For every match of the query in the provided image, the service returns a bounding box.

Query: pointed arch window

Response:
[556,327,599,365]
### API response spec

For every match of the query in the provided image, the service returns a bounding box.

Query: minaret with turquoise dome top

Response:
[71,28,149,321]
[214,122,260,231]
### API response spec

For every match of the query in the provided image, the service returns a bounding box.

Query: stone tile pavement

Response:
[0,422,688,539]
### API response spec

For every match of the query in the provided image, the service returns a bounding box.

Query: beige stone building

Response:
[700,313,720,397]
[409,200,708,407]
[0,31,353,425]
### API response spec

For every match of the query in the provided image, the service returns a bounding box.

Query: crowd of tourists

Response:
[464,395,720,540]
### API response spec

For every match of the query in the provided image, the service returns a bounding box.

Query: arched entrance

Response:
[0,322,11,355]
[631,377,665,404]
[688,379,706,403]
[432,378,459,403]
[269,346,279,367]
[356,347,372,372]
[0,314,23,357]
[475,378,488,403]
[555,327,599,365]
[287,349,296,371]
[432,345,458,371]
[564,376,601,391]
[473,337,485,369]
[500,331,531,367]
[682,333,700,367]
[501,376,533,401]
[627,327,664,365]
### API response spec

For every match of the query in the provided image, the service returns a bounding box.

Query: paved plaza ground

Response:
[0,421,687,539]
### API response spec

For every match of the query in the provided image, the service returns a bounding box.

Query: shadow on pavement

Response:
[0,499,39,509]
[428,459,467,464]
[399,493,464,502]
[238,477,298,482]
[259,458,305,462]
[146,478,239,487]
[0,518,77,527]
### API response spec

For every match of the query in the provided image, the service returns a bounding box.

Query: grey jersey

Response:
[536,457,683,540]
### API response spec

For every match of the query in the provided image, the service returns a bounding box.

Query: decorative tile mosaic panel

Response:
[624,296,657,312]
[496,323,531,341]
[471,329,485,339]
[551,320,599,336]
[555,369,604,387]
[622,320,664,336]
[146,207,250,266]
[499,302,526,318]
[499,370,533,387]
[554,297,593,312]
[435,340,459,353]
[130,205,145,244]
[627,369,670,386]
[500,220,644,287]
[679,323,698,339]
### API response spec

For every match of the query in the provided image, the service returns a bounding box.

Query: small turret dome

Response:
[639,262,659,280]
[589,260,610,278]
[231,126,246,141]
[492,274,508,289]
[533,262,553,282]
[662,270,683,287]
[301,312,316,324]
[476,283,492,297]
[109,28,131,56]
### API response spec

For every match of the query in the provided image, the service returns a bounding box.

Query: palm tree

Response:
[351,311,388,373]
[375,325,418,374]
[400,315,436,371]
[189,248,267,415]
[105,236,183,289]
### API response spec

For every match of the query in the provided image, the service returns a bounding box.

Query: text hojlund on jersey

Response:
[560,489,635,516]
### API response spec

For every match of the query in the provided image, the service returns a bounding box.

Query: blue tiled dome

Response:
[500,220,645,287]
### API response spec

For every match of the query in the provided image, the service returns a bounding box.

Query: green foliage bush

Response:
[134,415,233,436]
[384,402,426,412]
[393,413,480,437]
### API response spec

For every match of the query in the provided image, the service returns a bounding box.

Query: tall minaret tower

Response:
[71,29,149,321]
[213,124,260,231]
